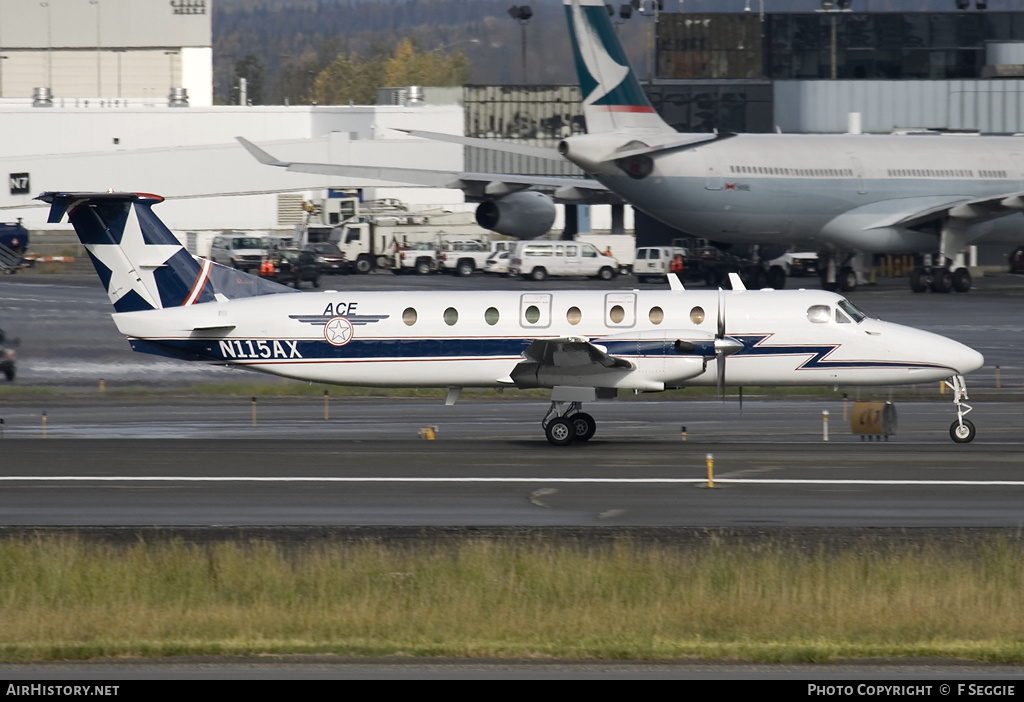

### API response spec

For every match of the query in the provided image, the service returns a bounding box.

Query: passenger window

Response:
[485,307,499,325]
[650,249,661,260]
[690,306,705,324]
[609,305,625,324]
[566,306,582,325]
[444,307,459,326]
[566,245,578,256]
[807,305,831,323]
[636,249,648,260]
[403,308,417,326]
[649,306,664,324]
[525,305,541,324]
[555,245,564,257]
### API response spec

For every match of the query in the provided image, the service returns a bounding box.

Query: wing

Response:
[236,137,614,204]
[820,192,1024,252]
[505,337,633,391]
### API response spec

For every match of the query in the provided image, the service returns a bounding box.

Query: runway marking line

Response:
[3,477,1024,487]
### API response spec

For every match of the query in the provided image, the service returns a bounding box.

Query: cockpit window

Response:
[836,309,852,324]
[837,299,868,323]
[807,305,831,324]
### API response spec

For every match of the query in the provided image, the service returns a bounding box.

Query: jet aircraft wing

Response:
[236,137,613,204]
[887,191,1024,230]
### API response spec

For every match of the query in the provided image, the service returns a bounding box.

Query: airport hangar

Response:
[2,2,1024,268]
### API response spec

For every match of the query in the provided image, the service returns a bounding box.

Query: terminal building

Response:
[1,2,1023,267]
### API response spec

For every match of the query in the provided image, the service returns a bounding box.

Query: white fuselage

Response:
[568,133,1024,254]
[111,286,983,391]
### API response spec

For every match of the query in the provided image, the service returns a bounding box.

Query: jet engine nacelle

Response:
[475,191,556,239]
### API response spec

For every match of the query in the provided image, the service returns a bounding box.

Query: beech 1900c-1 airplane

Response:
[37,191,984,444]
[240,0,1024,296]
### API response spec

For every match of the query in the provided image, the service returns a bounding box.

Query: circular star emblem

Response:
[324,316,355,347]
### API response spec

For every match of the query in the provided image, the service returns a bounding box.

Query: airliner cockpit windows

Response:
[838,299,868,323]
[836,309,853,324]
[807,305,831,323]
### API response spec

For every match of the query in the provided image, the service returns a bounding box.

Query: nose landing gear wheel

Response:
[545,418,575,446]
[950,419,976,443]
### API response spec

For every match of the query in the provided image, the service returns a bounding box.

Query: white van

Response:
[634,246,687,283]
[509,241,618,281]
[210,234,267,272]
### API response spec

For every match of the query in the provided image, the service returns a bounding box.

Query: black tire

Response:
[597,267,615,281]
[950,419,976,443]
[415,259,432,275]
[569,413,596,442]
[545,418,574,446]
[531,267,547,282]
[909,267,929,293]
[312,275,320,289]
[838,266,857,293]
[930,268,953,294]
[952,267,971,293]
[458,260,474,277]
[3,367,13,382]
[355,256,373,274]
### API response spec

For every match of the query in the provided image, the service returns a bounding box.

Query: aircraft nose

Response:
[952,343,984,375]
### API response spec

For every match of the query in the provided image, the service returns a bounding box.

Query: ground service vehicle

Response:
[438,239,493,276]
[304,242,347,274]
[509,241,618,281]
[634,246,687,283]
[259,248,321,288]
[210,234,267,272]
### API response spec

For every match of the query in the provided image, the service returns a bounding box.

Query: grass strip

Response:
[3,535,1024,662]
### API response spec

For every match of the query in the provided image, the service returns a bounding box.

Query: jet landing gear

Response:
[909,266,971,294]
[542,401,596,446]
[947,374,976,443]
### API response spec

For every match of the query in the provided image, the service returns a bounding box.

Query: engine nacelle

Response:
[475,191,556,239]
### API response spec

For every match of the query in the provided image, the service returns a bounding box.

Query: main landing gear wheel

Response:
[950,419,976,443]
[545,418,574,446]
[542,401,596,446]
[569,412,596,442]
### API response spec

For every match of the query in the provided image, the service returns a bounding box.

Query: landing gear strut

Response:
[542,401,596,446]
[946,374,976,443]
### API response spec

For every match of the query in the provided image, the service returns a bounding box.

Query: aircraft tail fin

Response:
[564,0,674,135]
[36,191,294,313]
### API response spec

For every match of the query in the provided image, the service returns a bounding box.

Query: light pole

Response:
[508,5,532,84]
[41,2,51,90]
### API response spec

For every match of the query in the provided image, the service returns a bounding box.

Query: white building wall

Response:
[0,0,211,105]
[775,80,1024,134]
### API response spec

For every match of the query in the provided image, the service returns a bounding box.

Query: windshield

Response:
[312,243,341,254]
[838,298,869,323]
[232,237,264,249]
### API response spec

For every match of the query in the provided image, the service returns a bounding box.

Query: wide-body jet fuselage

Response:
[575,133,1024,254]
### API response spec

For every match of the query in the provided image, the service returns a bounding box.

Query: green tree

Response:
[312,39,472,106]
[232,54,265,105]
